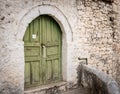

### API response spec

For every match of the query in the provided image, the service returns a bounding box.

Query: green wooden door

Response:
[23,15,62,88]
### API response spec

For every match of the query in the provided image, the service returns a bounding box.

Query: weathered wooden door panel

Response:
[53,59,59,79]
[25,62,31,86]
[31,61,40,84]
[46,60,52,82]
[24,15,62,88]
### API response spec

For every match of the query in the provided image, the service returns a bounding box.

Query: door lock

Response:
[41,43,46,58]
[41,43,46,47]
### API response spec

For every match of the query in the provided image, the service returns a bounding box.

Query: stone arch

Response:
[16,4,73,82]
[16,4,72,42]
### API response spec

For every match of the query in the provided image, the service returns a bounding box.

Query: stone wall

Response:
[117,0,120,85]
[77,64,120,94]
[112,0,120,85]
[77,0,113,73]
[0,0,77,93]
[76,0,120,85]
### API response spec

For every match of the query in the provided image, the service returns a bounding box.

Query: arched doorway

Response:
[23,15,62,88]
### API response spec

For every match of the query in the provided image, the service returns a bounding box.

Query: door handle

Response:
[41,43,46,58]
[41,43,45,47]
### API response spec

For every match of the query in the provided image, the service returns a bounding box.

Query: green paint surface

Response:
[23,15,62,88]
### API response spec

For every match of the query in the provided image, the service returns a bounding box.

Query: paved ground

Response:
[62,87,89,94]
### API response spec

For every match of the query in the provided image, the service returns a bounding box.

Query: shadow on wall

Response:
[77,64,120,94]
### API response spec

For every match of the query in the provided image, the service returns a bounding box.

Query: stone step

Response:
[24,82,68,94]
[62,87,89,94]
[24,82,89,94]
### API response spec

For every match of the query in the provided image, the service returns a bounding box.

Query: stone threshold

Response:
[24,81,67,94]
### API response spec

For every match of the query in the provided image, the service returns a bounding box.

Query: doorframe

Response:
[15,4,73,88]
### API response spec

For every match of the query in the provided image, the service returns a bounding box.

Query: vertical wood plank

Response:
[25,62,31,85]
[33,18,39,42]
[31,61,40,84]
[53,59,59,79]
[41,59,46,84]
[46,17,51,42]
[46,60,52,83]
[30,21,34,42]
